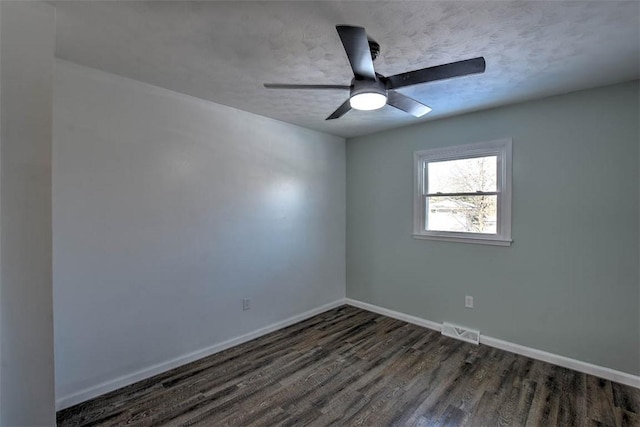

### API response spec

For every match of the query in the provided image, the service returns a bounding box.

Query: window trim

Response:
[412,138,513,246]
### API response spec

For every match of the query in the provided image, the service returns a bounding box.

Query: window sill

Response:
[412,233,512,246]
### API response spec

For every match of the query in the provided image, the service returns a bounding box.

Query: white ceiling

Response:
[52,1,640,138]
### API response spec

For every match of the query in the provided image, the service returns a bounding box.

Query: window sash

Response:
[423,193,501,235]
[421,155,502,195]
[425,155,498,194]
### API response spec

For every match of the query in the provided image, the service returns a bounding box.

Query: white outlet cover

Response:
[465,296,474,308]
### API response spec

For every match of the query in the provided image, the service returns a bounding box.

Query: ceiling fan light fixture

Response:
[350,92,387,111]
[349,78,388,111]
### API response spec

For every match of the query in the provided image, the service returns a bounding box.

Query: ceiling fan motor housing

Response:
[350,78,387,99]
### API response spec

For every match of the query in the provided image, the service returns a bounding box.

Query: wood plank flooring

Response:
[57,306,639,426]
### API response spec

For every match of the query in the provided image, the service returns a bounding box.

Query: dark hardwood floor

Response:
[57,305,639,426]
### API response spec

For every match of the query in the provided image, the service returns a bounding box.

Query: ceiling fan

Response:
[264,25,486,120]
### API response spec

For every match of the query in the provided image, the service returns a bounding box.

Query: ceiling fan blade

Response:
[336,25,376,80]
[264,83,350,90]
[387,91,432,117]
[326,99,352,120]
[387,57,486,89]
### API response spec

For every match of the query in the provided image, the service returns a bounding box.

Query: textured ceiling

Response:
[52,1,640,138]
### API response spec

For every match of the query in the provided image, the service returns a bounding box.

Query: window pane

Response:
[427,156,497,194]
[426,195,497,234]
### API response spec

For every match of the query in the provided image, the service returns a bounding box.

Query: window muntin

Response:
[413,139,512,246]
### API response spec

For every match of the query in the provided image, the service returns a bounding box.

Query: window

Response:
[413,138,512,246]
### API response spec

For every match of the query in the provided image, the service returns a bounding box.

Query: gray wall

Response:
[0,1,56,425]
[347,81,640,375]
[53,60,346,405]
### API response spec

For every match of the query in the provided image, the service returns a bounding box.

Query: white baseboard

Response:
[479,335,640,389]
[344,298,640,389]
[56,299,347,410]
[346,298,443,332]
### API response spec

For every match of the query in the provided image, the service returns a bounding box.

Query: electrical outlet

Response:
[243,298,250,311]
[465,296,474,309]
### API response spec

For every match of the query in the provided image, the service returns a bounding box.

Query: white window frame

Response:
[413,138,512,246]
